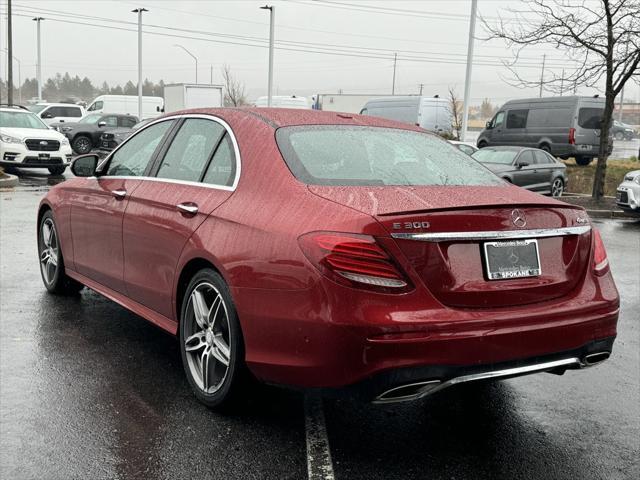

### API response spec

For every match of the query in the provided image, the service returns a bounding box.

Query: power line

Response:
[3,6,578,69]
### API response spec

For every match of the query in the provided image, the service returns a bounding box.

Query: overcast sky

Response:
[1,0,639,105]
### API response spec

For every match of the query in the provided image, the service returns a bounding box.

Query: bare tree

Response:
[448,87,463,141]
[483,0,640,200]
[221,64,247,107]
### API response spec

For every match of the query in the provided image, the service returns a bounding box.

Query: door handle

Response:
[177,202,199,216]
[111,189,127,200]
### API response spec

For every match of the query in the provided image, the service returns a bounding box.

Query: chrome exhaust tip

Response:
[373,380,441,404]
[583,351,611,366]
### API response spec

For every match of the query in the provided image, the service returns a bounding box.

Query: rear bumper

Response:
[328,337,616,403]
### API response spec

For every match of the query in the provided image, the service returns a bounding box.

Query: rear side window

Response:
[533,150,553,164]
[106,121,173,176]
[506,109,528,129]
[276,126,503,187]
[120,117,137,128]
[202,134,236,187]
[156,119,225,183]
[527,108,572,128]
[578,108,604,129]
[65,107,82,117]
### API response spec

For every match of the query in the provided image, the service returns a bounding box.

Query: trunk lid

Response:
[309,185,591,308]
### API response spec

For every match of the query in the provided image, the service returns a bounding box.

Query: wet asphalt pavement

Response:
[1,170,639,480]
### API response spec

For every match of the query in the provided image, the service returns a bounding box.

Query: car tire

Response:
[478,140,488,149]
[551,178,564,198]
[38,210,84,295]
[614,132,624,141]
[179,268,249,409]
[48,166,66,176]
[72,135,93,155]
[575,156,592,166]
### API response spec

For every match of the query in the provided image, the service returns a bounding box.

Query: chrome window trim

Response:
[391,225,591,242]
[96,113,242,192]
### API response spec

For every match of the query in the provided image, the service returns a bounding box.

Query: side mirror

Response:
[485,120,492,129]
[71,154,99,177]
[98,121,106,127]
[515,160,529,169]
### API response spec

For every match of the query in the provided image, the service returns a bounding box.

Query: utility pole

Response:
[419,83,424,96]
[7,0,13,105]
[392,53,397,95]
[2,49,20,103]
[133,8,148,120]
[461,0,477,142]
[33,17,44,101]
[260,5,275,106]
[560,69,565,96]
[539,54,546,98]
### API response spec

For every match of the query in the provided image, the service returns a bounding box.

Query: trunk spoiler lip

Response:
[376,202,584,217]
[391,225,591,243]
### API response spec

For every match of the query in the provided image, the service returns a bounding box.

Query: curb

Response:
[585,209,638,219]
[0,173,19,188]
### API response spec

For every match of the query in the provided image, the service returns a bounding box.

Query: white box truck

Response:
[360,96,453,133]
[164,84,224,113]
[86,95,164,119]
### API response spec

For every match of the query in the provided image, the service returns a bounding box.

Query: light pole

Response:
[33,17,44,101]
[2,50,21,104]
[260,5,275,107]
[174,44,198,84]
[7,0,13,105]
[461,0,477,142]
[132,8,148,120]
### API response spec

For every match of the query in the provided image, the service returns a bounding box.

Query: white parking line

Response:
[305,394,336,480]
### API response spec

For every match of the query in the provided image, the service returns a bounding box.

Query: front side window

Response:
[578,108,604,129]
[105,121,173,176]
[506,109,528,129]
[276,126,503,187]
[0,111,49,129]
[156,119,225,183]
[88,101,103,112]
[101,116,118,127]
[517,150,535,165]
[472,149,518,165]
[493,111,505,128]
[80,114,102,124]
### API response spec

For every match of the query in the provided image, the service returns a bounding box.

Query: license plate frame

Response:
[577,144,593,151]
[483,239,541,281]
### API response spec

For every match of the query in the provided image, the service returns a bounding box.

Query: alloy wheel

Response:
[552,179,564,198]
[40,218,59,285]
[184,282,232,394]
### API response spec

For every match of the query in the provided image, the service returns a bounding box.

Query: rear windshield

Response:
[472,149,518,165]
[578,108,604,129]
[275,126,503,187]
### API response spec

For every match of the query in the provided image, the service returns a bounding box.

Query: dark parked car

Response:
[472,146,568,197]
[38,109,617,409]
[53,113,138,154]
[611,120,637,141]
[99,118,154,153]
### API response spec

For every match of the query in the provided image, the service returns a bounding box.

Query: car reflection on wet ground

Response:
[1,176,638,480]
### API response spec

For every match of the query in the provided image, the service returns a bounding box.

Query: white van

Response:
[254,96,311,109]
[86,95,164,119]
[28,103,86,125]
[360,96,453,133]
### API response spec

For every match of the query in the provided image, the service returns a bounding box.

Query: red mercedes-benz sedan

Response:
[37,108,619,408]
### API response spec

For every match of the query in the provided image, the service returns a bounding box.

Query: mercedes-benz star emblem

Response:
[511,209,527,228]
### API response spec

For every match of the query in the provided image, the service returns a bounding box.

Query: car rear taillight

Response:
[569,127,576,145]
[298,232,412,293]
[592,228,609,275]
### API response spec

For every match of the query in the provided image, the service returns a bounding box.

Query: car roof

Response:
[163,107,427,131]
[35,102,83,107]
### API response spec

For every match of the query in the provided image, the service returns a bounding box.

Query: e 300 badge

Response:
[392,221,431,230]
